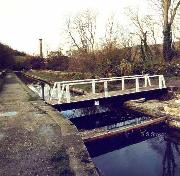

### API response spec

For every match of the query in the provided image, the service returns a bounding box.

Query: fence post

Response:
[92,80,96,94]
[66,84,70,103]
[159,75,162,89]
[40,82,45,100]
[49,87,52,101]
[104,81,108,97]
[161,75,166,88]
[147,75,151,86]
[58,84,65,104]
[50,82,57,101]
[135,77,140,92]
[144,74,148,87]
[47,84,51,100]
[57,83,61,102]
[122,77,125,90]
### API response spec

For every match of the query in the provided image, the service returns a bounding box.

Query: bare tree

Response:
[104,15,119,47]
[126,8,153,62]
[118,27,139,64]
[100,15,122,76]
[150,0,180,60]
[65,10,97,54]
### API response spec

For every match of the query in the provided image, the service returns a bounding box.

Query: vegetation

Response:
[26,70,93,82]
[0,42,15,69]
[0,3,180,79]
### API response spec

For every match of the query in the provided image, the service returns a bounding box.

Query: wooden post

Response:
[57,83,61,102]
[48,85,51,100]
[104,81,108,97]
[58,84,65,104]
[159,75,162,89]
[66,84,70,103]
[92,80,96,94]
[49,87,52,101]
[135,78,139,92]
[122,77,125,90]
[147,76,151,86]
[50,82,56,101]
[144,74,148,87]
[57,83,61,104]
[40,82,45,100]
[161,75,166,88]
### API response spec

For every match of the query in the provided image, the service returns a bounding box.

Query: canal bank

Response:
[0,72,99,175]
[124,87,180,129]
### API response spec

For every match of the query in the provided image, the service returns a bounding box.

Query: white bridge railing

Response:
[49,74,166,104]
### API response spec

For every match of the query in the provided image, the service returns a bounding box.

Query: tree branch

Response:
[170,1,180,24]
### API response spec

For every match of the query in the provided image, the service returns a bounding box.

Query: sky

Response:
[0,0,150,55]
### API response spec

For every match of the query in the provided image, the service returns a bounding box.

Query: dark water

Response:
[86,125,180,176]
[61,106,180,176]
[61,106,151,130]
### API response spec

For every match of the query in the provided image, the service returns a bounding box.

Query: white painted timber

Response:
[49,74,166,104]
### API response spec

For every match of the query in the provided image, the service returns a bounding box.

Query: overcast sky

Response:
[0,0,150,55]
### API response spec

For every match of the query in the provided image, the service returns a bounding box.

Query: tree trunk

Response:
[140,32,152,62]
[163,24,174,61]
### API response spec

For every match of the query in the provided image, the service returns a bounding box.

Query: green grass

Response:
[26,70,93,82]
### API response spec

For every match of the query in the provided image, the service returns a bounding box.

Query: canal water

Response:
[61,106,180,176]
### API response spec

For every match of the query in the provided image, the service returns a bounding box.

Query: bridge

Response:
[19,72,168,110]
[48,74,166,109]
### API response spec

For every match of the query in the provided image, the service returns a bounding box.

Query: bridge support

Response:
[122,77,125,90]
[104,81,108,97]
[40,82,45,100]
[159,75,166,89]
[135,78,140,92]
[92,80,96,94]
[57,83,62,104]
[144,74,151,87]
[66,85,70,103]
[144,75,148,87]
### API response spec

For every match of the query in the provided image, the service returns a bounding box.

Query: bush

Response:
[0,43,15,69]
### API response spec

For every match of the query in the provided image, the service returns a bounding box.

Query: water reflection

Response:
[64,106,150,130]
[61,106,109,119]
[162,132,180,176]
[106,116,150,131]
[86,126,180,176]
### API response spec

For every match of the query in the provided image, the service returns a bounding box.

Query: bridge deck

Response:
[49,86,160,105]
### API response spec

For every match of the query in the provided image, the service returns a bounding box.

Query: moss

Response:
[51,146,75,176]
[28,95,39,101]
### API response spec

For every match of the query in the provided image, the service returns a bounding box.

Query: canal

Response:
[19,77,180,176]
[61,105,180,176]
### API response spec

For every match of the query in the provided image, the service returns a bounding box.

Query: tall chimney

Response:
[39,38,43,57]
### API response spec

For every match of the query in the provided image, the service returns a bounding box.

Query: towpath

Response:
[0,73,98,176]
